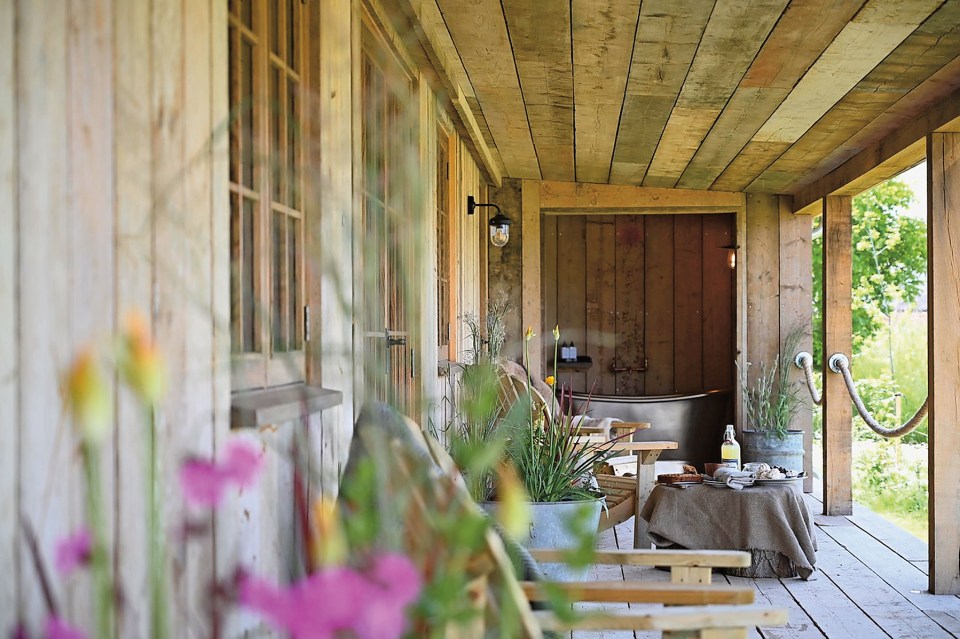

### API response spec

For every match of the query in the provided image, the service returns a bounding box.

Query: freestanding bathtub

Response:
[571,390,733,469]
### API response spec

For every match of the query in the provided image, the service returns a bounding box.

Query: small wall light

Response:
[467,195,513,247]
[722,244,739,270]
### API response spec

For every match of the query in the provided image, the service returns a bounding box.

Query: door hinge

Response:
[304,305,311,342]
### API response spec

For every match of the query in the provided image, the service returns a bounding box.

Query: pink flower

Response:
[55,529,92,576]
[179,441,263,507]
[239,553,421,639]
[44,618,86,639]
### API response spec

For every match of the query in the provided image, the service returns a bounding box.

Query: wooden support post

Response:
[927,132,960,594]
[521,179,542,379]
[822,195,853,516]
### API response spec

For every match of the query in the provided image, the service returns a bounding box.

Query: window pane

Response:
[270,66,284,204]
[230,195,241,352]
[242,198,257,352]
[288,217,301,349]
[288,79,298,209]
[269,0,279,56]
[241,0,252,28]
[241,38,255,188]
[272,212,287,352]
[288,0,298,70]
[229,28,239,185]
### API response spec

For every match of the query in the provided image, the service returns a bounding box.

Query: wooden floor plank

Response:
[814,524,951,638]
[818,520,960,636]
[725,575,823,639]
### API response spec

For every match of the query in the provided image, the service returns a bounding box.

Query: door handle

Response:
[387,336,407,347]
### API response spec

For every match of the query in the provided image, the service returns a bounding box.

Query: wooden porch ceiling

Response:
[430,0,960,195]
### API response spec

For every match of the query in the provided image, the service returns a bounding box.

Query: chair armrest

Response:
[533,604,789,632]
[528,548,751,568]
[521,581,754,605]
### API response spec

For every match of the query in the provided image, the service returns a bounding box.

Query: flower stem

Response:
[147,408,168,639]
[82,442,114,639]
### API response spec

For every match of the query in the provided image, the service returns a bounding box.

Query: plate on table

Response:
[753,477,803,485]
[656,481,701,488]
[703,479,731,488]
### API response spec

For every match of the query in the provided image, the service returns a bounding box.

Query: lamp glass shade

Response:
[490,223,509,247]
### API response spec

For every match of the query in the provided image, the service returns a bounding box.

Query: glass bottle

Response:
[720,425,741,471]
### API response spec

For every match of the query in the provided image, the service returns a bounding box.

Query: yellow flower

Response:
[524,326,535,341]
[545,375,556,386]
[64,349,111,443]
[311,497,348,568]
[496,463,531,540]
[552,325,560,342]
[118,311,165,404]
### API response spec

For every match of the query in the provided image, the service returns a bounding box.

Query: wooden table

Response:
[606,440,679,548]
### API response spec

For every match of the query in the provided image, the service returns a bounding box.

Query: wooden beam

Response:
[778,196,814,492]
[822,195,853,516]
[792,85,960,214]
[521,580,755,605]
[539,181,743,213]
[520,179,541,379]
[927,132,960,595]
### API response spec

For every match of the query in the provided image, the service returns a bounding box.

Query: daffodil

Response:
[118,310,165,404]
[552,325,560,342]
[63,349,111,443]
[545,375,556,387]
[311,497,348,567]
[524,326,535,341]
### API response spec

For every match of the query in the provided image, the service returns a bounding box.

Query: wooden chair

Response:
[346,403,788,638]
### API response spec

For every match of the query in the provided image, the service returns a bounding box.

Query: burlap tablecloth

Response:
[639,483,818,579]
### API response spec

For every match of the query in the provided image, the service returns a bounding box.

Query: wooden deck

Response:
[574,485,960,639]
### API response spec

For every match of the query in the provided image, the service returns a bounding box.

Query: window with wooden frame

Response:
[436,126,457,359]
[228,0,306,391]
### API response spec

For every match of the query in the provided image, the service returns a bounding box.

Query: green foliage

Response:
[853,312,928,443]
[853,441,927,539]
[737,327,805,438]
[812,179,926,366]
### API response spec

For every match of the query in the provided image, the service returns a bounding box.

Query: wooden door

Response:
[360,44,415,414]
[541,214,736,395]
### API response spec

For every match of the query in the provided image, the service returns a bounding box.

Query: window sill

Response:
[230,384,343,430]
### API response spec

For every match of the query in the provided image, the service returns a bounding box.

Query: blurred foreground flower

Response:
[311,498,347,567]
[495,463,531,539]
[117,311,164,404]
[63,350,110,443]
[239,552,421,639]
[55,529,92,576]
[45,617,86,639]
[179,440,263,507]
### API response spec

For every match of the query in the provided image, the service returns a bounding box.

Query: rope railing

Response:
[793,352,822,406]
[794,351,928,438]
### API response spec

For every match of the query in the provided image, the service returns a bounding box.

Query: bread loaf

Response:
[657,473,702,484]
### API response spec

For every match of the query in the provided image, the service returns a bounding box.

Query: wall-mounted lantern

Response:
[467,195,512,247]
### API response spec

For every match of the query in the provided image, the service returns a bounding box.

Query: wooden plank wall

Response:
[927,132,960,594]
[542,214,736,395]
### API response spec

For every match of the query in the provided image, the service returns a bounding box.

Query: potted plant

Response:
[736,327,806,470]
[485,326,618,580]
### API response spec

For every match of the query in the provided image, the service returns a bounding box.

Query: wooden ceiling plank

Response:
[643,0,789,189]
[711,140,789,192]
[609,0,714,185]
[676,0,865,190]
[390,0,505,185]
[571,0,641,185]
[502,0,575,181]
[748,0,960,193]
[791,83,960,213]
[751,0,944,146]
[436,0,540,178]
